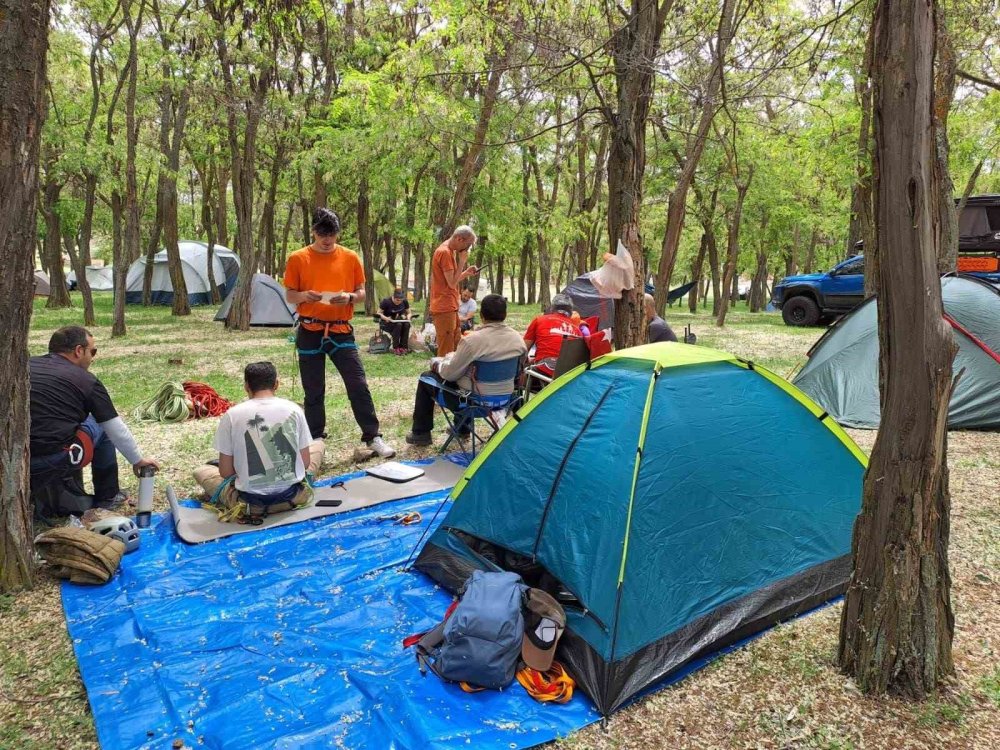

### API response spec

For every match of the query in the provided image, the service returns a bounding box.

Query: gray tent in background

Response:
[215,273,296,327]
[562,275,615,329]
[793,275,1000,430]
[33,270,51,296]
[68,266,114,291]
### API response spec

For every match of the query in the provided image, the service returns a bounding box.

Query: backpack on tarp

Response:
[409,570,527,690]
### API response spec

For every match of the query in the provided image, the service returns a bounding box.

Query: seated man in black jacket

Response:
[29,326,159,508]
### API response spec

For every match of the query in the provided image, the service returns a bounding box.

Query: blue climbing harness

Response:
[294,318,359,356]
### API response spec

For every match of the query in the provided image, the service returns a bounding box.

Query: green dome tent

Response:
[356,269,394,311]
[416,342,866,715]
[793,275,1000,429]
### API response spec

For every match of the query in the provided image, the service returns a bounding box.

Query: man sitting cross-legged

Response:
[194,362,324,522]
[405,294,526,447]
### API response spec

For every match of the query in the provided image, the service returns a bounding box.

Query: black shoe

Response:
[206,459,220,468]
[405,432,432,446]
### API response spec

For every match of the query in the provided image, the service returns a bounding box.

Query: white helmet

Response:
[87,516,141,554]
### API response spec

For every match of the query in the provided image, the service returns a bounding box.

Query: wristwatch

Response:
[347,292,355,303]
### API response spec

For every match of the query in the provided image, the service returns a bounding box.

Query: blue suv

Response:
[773,195,1000,326]
[772,255,865,327]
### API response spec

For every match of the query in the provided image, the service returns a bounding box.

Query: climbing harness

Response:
[294,318,359,356]
[516,662,575,703]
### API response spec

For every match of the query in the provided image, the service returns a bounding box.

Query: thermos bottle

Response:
[136,465,156,528]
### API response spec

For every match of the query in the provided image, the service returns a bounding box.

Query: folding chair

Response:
[419,355,523,456]
[523,338,591,402]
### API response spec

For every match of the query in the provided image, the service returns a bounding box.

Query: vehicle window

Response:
[987,207,1000,232]
[837,258,864,275]
[959,206,991,236]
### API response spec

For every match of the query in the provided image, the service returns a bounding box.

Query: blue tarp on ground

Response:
[61,462,601,750]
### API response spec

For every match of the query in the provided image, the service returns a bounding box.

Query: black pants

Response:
[297,327,380,441]
[384,321,410,349]
[412,371,469,435]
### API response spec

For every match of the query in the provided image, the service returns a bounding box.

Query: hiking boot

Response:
[366,436,396,458]
[405,431,432,447]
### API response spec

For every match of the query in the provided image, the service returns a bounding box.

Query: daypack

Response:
[411,570,527,690]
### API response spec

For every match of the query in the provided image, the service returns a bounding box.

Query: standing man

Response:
[29,326,159,510]
[285,208,395,458]
[429,225,478,357]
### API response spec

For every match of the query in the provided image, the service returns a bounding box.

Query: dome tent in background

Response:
[67,266,114,291]
[794,275,1000,430]
[33,270,51,296]
[124,241,240,305]
[215,273,296,327]
[416,342,867,715]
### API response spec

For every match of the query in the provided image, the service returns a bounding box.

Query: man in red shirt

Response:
[429,226,478,357]
[523,294,582,376]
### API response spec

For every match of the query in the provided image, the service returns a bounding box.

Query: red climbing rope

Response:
[182,382,233,418]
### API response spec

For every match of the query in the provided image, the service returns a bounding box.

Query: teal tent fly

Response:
[794,275,1000,430]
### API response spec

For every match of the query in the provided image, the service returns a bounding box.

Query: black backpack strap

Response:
[415,619,447,677]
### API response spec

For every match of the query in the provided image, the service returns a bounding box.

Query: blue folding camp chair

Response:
[419,356,523,456]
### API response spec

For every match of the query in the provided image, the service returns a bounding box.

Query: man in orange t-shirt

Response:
[284,208,395,458]
[429,225,478,357]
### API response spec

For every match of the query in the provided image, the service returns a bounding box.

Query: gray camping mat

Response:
[170,458,465,544]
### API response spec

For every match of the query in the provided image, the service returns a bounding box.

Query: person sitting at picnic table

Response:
[523,294,582,377]
[193,361,325,522]
[378,287,413,354]
[405,294,526,447]
[29,326,160,510]
[644,293,678,343]
[458,286,478,332]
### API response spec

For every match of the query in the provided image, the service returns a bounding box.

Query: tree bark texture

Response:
[838,0,957,699]
[0,0,50,592]
[64,229,96,326]
[606,0,673,348]
[42,179,72,308]
[715,168,752,327]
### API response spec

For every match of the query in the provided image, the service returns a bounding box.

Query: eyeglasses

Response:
[90,348,98,356]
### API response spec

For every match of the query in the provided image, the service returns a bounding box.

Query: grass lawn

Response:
[2,291,996,749]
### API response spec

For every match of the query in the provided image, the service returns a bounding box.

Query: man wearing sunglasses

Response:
[29,326,159,511]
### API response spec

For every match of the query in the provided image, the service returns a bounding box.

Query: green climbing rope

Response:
[132,382,191,423]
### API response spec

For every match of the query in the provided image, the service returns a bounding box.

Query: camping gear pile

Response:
[35,526,125,584]
[133,381,232,423]
[416,341,867,715]
[794,274,1000,429]
[407,570,574,702]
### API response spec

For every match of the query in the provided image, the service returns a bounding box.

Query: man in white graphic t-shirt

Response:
[193,362,325,521]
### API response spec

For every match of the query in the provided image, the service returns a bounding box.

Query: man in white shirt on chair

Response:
[405,294,526,447]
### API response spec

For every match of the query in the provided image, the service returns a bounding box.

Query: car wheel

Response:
[781,296,820,326]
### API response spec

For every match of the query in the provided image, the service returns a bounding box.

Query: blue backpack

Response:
[413,570,527,690]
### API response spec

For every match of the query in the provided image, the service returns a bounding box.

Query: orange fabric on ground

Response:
[284,244,365,333]
[429,242,459,314]
[433,311,461,357]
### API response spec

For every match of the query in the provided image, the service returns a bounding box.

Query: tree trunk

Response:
[689,232,708,313]
[79,172,97,266]
[0,0,50,593]
[157,70,191,317]
[123,0,142,312]
[707,221,721,315]
[518,238,529,304]
[605,1,673,347]
[804,227,819,274]
[932,10,958,274]
[838,0,956,699]
[653,0,735,312]
[42,179,72,308]
[110,191,127,336]
[358,176,376,314]
[716,171,752,327]
[849,17,877,266]
[64,229,95,326]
